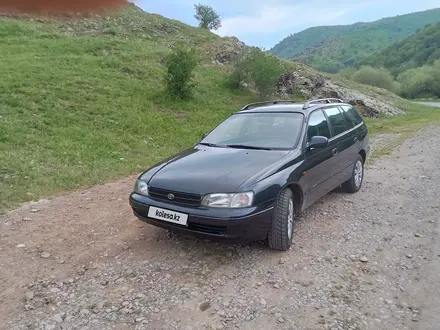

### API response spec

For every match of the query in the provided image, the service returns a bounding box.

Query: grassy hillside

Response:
[360,22,440,76]
[0,5,258,210]
[1,4,440,212]
[269,8,440,73]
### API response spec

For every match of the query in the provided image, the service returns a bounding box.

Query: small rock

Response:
[50,288,60,293]
[267,279,277,284]
[199,301,211,312]
[412,314,418,322]
[25,291,34,300]
[359,256,369,263]
[278,258,286,265]
[273,284,280,289]
[53,314,64,323]
[16,244,26,248]
[257,282,262,286]
[277,317,285,323]
[406,254,413,259]
[30,209,40,213]
[414,233,421,237]
[22,217,32,222]
[59,259,65,264]
[349,255,356,261]
[123,243,129,250]
[80,308,90,316]
[40,252,51,259]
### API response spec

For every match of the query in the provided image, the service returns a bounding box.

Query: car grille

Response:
[148,187,202,207]
[188,222,227,235]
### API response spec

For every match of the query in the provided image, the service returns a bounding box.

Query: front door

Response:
[303,109,337,207]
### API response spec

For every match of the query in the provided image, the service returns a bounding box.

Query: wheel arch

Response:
[279,182,304,213]
[359,149,366,164]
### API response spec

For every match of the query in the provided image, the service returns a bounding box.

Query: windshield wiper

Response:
[199,142,228,148]
[226,144,272,151]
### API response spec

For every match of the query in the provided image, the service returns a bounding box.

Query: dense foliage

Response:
[269,8,440,74]
[351,66,400,93]
[397,60,440,98]
[360,23,440,76]
[229,48,287,97]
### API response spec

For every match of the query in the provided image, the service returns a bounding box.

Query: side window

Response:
[307,110,331,141]
[340,105,363,127]
[324,107,350,136]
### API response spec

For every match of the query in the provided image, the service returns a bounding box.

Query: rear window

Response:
[340,105,363,127]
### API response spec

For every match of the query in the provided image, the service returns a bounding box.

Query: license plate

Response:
[147,206,188,226]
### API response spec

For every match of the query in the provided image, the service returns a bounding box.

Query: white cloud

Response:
[214,0,380,43]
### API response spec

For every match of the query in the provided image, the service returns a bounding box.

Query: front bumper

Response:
[129,193,274,242]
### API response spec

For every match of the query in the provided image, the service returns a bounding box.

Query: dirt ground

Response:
[1,126,439,330]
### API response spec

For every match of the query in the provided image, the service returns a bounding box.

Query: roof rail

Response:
[240,100,297,111]
[302,98,344,110]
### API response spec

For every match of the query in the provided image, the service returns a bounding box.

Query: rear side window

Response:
[340,105,363,127]
[323,107,350,136]
[307,110,331,141]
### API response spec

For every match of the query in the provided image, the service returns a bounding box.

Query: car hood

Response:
[146,145,289,194]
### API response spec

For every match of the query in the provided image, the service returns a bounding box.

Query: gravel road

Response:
[1,125,439,330]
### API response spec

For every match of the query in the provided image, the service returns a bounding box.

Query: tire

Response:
[268,188,295,251]
[342,154,364,193]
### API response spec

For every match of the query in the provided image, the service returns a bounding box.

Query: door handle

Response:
[354,136,359,142]
[332,148,339,156]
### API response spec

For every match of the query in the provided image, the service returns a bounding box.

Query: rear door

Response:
[323,106,358,185]
[303,109,337,207]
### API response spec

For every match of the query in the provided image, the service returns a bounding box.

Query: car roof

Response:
[237,99,351,116]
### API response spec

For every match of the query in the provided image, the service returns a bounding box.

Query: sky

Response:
[134,0,439,49]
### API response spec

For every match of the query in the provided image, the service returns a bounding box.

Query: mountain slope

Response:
[269,8,440,73]
[359,22,440,76]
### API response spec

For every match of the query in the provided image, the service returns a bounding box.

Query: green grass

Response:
[0,19,256,211]
[1,9,440,212]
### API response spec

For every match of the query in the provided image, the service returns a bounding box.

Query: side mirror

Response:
[309,136,329,149]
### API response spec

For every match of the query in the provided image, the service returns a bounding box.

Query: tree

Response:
[164,44,200,99]
[194,4,221,30]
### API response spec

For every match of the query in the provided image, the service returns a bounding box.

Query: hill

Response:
[359,22,440,76]
[0,3,437,211]
[269,8,440,73]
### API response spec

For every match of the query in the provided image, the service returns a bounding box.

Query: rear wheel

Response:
[342,154,364,193]
[268,188,295,251]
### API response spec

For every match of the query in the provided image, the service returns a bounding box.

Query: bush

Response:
[194,4,221,30]
[352,66,398,92]
[397,60,440,98]
[164,45,200,99]
[229,48,286,97]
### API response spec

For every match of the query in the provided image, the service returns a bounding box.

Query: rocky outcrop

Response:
[214,37,246,64]
[278,71,405,117]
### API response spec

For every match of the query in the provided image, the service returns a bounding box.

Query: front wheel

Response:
[342,155,364,193]
[268,188,295,251]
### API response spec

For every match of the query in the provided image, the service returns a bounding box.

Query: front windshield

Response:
[201,112,304,149]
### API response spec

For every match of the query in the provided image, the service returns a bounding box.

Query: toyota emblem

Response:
[167,193,175,200]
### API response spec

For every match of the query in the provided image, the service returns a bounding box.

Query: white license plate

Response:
[147,206,188,226]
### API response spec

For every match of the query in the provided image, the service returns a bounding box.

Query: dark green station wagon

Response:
[130,98,370,251]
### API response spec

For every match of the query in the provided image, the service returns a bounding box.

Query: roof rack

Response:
[240,100,297,111]
[302,98,344,110]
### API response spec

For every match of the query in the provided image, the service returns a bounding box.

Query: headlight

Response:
[134,179,149,196]
[201,192,254,208]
